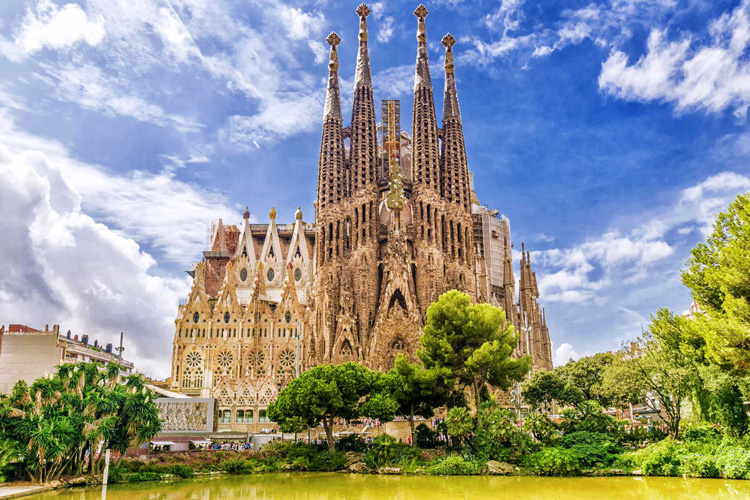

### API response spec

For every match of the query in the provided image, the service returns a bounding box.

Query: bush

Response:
[364,434,418,469]
[126,472,164,482]
[559,401,624,439]
[107,466,124,484]
[169,464,196,478]
[621,425,667,446]
[682,422,722,443]
[680,453,718,478]
[290,457,310,471]
[220,457,252,474]
[336,434,368,453]
[524,447,580,476]
[714,446,750,479]
[619,440,680,476]
[558,431,620,467]
[309,451,347,471]
[416,424,436,449]
[426,456,481,475]
[524,413,559,445]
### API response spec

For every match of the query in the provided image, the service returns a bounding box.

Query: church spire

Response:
[440,33,470,209]
[323,32,342,120]
[350,3,378,194]
[316,32,345,212]
[411,4,440,191]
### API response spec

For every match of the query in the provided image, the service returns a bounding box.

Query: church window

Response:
[340,340,353,356]
[295,246,301,258]
[240,268,248,281]
[242,245,247,257]
[236,409,245,423]
[285,312,292,323]
[392,339,405,350]
[224,312,230,323]
[258,409,269,423]
[294,268,302,281]
[267,268,275,281]
[279,349,295,367]
[193,312,199,323]
[269,247,275,258]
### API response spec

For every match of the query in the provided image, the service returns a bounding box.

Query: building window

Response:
[240,268,248,281]
[224,312,230,323]
[193,312,199,323]
[259,409,269,423]
[236,409,254,423]
[219,410,231,424]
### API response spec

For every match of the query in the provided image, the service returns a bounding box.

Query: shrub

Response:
[426,456,481,475]
[126,472,164,482]
[559,401,625,439]
[364,434,418,469]
[168,464,195,478]
[336,434,368,453]
[524,413,559,445]
[619,440,679,476]
[682,422,723,443]
[220,457,252,474]
[558,431,620,467]
[309,451,347,471]
[680,453,718,478]
[106,466,124,484]
[714,446,750,479]
[290,457,310,471]
[524,447,580,476]
[416,424,436,449]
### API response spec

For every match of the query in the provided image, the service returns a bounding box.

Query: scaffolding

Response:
[379,99,400,181]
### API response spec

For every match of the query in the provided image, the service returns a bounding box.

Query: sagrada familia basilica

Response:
[169,4,553,429]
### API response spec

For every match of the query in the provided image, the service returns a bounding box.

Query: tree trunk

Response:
[324,416,335,452]
[409,403,416,447]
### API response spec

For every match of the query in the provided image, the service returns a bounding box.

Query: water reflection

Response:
[25,473,750,500]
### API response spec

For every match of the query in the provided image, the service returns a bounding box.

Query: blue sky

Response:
[1,0,749,378]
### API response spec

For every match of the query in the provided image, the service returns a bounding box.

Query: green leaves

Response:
[418,290,531,408]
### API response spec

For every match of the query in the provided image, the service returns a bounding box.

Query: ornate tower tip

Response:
[295,206,303,220]
[326,32,341,46]
[356,3,371,18]
[414,4,428,19]
[442,33,456,48]
[243,206,250,220]
[269,207,277,220]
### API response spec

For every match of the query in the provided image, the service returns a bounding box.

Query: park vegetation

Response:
[0,362,161,483]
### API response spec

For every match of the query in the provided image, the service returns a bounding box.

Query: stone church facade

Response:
[169,4,553,432]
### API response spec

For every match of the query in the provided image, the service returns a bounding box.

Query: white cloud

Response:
[535,171,750,304]
[554,342,580,366]
[1,0,105,61]
[0,112,238,265]
[41,63,203,133]
[377,17,395,43]
[0,144,186,379]
[599,0,750,116]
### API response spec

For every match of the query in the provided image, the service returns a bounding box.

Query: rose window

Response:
[248,351,266,367]
[186,352,202,367]
[217,351,233,367]
[279,350,295,367]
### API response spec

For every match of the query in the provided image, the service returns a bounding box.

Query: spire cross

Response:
[414,4,428,42]
[442,33,456,74]
[357,4,370,43]
[326,32,341,72]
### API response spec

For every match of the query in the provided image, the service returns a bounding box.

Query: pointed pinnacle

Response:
[326,32,341,47]
[414,4,428,19]
[441,33,456,48]
[356,3,370,18]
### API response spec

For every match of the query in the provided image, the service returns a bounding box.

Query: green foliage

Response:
[309,451,348,471]
[418,290,531,408]
[522,370,582,412]
[679,453,718,478]
[557,432,620,467]
[558,353,616,407]
[415,424,436,449]
[524,413,559,445]
[445,407,474,446]
[682,193,750,372]
[714,445,750,479]
[0,362,161,483]
[426,455,481,475]
[472,401,534,462]
[335,434,368,453]
[0,439,18,483]
[168,464,195,478]
[523,447,580,476]
[268,362,393,451]
[220,457,251,474]
[125,472,164,482]
[364,434,419,469]
[559,400,623,438]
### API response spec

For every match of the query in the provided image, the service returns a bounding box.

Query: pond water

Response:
[24,473,750,500]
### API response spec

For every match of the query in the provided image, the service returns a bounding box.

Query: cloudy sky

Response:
[1,0,749,379]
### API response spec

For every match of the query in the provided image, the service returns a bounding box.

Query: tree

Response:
[385,355,448,446]
[0,362,161,483]
[522,370,583,412]
[682,193,750,372]
[418,290,531,409]
[605,309,698,439]
[268,362,390,451]
[559,353,615,407]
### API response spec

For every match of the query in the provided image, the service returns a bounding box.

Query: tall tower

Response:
[313,32,346,363]
[410,4,445,314]
[439,33,475,295]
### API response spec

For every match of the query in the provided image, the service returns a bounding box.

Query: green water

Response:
[25,473,750,500]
